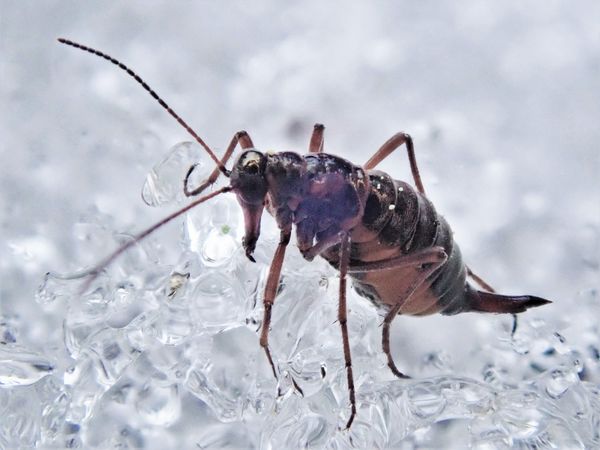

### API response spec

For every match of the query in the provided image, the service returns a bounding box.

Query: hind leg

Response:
[381,257,448,378]
[510,314,518,336]
[466,266,495,292]
[349,248,448,379]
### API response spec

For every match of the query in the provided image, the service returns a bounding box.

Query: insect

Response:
[58,38,552,429]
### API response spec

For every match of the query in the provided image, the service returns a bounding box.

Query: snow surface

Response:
[1,1,599,448]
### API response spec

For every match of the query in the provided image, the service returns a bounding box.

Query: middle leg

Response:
[308,123,325,153]
[337,232,357,429]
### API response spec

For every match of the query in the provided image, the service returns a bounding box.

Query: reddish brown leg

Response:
[347,246,447,274]
[337,233,357,429]
[364,132,426,195]
[184,131,254,197]
[347,247,448,379]
[467,266,495,293]
[380,255,448,379]
[259,229,291,380]
[308,123,325,153]
[300,229,342,261]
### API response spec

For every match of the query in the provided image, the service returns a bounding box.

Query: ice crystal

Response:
[11,146,596,448]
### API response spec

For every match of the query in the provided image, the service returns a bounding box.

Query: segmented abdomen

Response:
[345,170,468,316]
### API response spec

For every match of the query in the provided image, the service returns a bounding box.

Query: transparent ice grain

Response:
[141,141,213,207]
[134,378,181,426]
[183,325,279,425]
[21,144,598,449]
[0,385,42,448]
[0,343,53,387]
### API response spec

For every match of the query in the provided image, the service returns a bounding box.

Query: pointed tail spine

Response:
[467,285,551,314]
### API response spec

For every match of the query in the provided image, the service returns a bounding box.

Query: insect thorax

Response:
[265,152,370,251]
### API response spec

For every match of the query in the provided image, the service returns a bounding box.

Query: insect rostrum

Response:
[59,38,552,430]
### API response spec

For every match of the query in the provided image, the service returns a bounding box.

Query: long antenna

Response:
[78,186,232,293]
[58,38,229,176]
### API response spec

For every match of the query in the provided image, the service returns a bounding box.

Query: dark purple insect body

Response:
[58,38,552,430]
[231,148,549,317]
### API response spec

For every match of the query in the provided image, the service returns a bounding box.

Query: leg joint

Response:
[279,230,291,245]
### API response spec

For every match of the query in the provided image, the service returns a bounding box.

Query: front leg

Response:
[259,229,291,380]
[184,130,254,196]
[300,230,343,261]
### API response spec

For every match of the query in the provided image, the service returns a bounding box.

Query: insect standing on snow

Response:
[58,38,552,429]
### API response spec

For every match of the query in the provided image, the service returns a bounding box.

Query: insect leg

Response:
[347,248,448,379]
[308,123,325,153]
[347,246,447,274]
[510,314,519,336]
[364,132,426,195]
[259,228,292,380]
[337,233,357,429]
[184,131,254,197]
[300,229,342,261]
[466,266,495,292]
[382,262,446,378]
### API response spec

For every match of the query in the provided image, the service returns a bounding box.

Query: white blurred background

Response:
[1,1,599,448]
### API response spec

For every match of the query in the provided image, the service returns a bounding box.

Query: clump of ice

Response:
[141,141,213,208]
[0,144,586,448]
